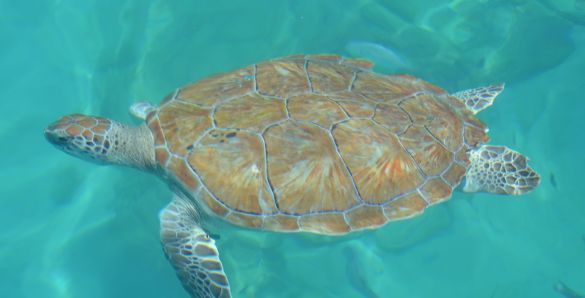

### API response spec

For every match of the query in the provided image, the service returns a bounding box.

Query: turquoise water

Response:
[1,0,584,297]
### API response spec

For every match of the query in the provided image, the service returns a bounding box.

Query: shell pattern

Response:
[145,55,489,235]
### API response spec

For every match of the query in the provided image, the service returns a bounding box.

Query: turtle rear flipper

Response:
[160,196,231,298]
[463,145,540,195]
[452,83,504,114]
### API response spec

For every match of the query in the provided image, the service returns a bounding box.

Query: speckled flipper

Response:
[129,102,156,120]
[452,84,504,114]
[160,196,231,298]
[463,145,540,195]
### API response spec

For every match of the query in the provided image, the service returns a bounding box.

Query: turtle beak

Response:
[44,116,76,147]
[44,126,70,146]
[44,115,84,153]
[44,127,71,145]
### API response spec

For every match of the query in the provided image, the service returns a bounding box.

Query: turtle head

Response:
[45,114,155,170]
[44,114,120,164]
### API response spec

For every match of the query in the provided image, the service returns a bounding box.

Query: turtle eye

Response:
[44,128,71,145]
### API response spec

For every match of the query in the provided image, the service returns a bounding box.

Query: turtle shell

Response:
[146,55,489,235]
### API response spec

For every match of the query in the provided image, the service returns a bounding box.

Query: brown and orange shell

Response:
[146,55,488,235]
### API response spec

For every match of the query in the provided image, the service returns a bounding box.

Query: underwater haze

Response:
[1,0,584,297]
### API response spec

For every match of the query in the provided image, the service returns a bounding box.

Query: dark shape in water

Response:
[345,40,409,71]
[555,281,584,298]
[550,172,557,188]
[342,247,378,298]
[537,0,585,26]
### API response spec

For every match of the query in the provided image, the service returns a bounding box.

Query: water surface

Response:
[1,0,584,297]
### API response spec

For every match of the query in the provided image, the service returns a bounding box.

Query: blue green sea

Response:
[1,0,584,297]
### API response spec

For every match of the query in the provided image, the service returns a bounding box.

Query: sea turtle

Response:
[44,55,540,298]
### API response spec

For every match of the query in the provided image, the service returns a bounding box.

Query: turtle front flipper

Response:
[451,83,504,114]
[160,196,231,298]
[463,145,540,195]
